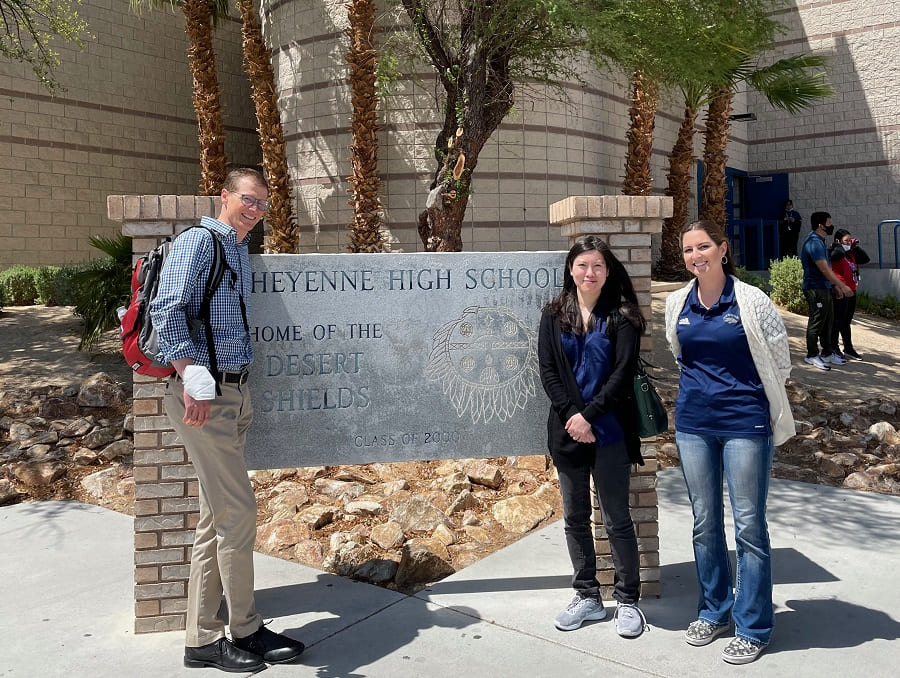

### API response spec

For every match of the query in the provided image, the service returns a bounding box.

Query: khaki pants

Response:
[165,377,262,647]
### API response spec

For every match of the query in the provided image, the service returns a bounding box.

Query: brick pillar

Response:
[108,195,219,633]
[549,195,673,599]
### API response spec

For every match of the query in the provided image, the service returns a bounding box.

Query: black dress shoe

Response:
[233,625,305,664]
[184,638,266,673]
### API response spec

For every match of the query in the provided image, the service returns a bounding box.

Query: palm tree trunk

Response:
[345,0,385,253]
[659,103,698,278]
[182,0,227,195]
[237,0,298,253]
[623,71,658,196]
[700,87,732,229]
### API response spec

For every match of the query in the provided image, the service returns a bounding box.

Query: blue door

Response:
[745,173,789,221]
[697,162,750,263]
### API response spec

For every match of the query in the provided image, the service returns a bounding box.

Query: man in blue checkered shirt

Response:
[150,168,305,673]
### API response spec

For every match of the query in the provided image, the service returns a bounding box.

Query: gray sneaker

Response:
[554,595,606,631]
[614,603,647,638]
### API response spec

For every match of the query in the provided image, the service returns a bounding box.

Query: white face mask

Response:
[842,244,852,251]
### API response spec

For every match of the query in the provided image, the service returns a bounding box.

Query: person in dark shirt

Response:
[665,220,795,665]
[778,199,802,258]
[799,211,854,371]
[538,235,647,639]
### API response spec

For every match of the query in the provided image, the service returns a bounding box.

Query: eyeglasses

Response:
[230,192,269,212]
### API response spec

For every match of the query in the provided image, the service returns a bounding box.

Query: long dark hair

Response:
[681,220,736,277]
[545,235,645,334]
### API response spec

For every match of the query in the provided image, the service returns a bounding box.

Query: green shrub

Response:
[0,281,5,311]
[769,256,807,315]
[72,234,133,349]
[736,266,769,293]
[53,264,87,306]
[857,291,900,320]
[34,266,63,305]
[0,265,38,305]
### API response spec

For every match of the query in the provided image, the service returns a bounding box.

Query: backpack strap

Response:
[182,225,249,397]
[196,227,227,396]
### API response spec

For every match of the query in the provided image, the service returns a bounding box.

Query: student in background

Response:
[829,229,870,361]
[799,211,854,371]
[778,199,802,258]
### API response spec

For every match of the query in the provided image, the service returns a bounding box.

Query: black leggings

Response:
[832,294,858,353]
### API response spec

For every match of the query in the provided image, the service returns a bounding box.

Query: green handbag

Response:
[634,358,668,438]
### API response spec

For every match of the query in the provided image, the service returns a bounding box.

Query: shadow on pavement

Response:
[770,598,900,654]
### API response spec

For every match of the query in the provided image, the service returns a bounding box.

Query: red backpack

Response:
[119,226,227,378]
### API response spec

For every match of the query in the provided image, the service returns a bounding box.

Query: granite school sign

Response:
[246,252,566,468]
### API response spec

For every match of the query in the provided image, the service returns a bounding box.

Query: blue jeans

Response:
[676,432,774,645]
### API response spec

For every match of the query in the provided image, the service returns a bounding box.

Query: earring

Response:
[722,255,728,265]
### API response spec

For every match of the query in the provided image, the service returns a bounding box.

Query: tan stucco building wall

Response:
[746,0,900,264]
[3,1,898,268]
[0,3,259,268]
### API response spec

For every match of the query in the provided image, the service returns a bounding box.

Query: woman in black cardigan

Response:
[538,235,646,638]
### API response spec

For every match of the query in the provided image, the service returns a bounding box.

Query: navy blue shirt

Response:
[561,317,624,447]
[800,230,830,290]
[674,278,771,437]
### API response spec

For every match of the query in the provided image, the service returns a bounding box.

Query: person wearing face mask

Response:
[829,229,870,360]
[799,212,854,371]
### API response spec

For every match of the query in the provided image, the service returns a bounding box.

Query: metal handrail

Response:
[876,220,900,269]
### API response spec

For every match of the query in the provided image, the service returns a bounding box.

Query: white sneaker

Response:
[614,603,648,638]
[804,355,831,371]
[554,595,606,631]
[825,353,847,365]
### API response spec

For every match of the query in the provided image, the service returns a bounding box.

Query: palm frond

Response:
[748,55,834,114]
[128,0,231,24]
[89,234,133,263]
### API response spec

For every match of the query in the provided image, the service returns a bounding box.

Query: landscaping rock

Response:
[390,497,452,533]
[370,521,405,550]
[491,495,553,533]
[100,439,133,461]
[394,539,455,588]
[80,467,120,498]
[76,373,125,408]
[465,461,503,489]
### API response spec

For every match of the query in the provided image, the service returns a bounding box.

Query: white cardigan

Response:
[664,277,796,446]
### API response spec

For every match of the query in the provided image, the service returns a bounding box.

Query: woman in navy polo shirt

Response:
[538,235,647,639]
[664,221,795,665]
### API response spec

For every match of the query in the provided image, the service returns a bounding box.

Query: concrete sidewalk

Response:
[3,468,899,678]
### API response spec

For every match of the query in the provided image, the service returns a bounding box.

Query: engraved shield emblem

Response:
[425,306,538,424]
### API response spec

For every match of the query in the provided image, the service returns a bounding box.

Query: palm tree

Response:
[181,0,229,195]
[700,54,833,229]
[658,83,704,279]
[345,0,385,253]
[236,0,298,253]
[622,70,658,196]
[131,0,229,195]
